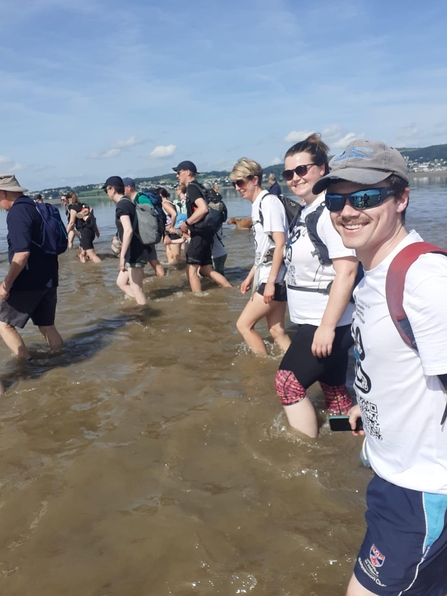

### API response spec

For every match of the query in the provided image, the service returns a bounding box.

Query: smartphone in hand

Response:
[329,414,363,432]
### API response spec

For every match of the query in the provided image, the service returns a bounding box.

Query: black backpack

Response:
[188,182,228,233]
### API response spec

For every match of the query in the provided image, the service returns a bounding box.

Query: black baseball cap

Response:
[102,175,124,189]
[172,160,198,174]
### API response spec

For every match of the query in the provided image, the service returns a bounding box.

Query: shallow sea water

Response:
[0,181,445,595]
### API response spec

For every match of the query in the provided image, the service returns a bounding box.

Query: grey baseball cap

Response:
[312,139,409,194]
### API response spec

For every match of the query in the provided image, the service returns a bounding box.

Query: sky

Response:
[1,0,447,191]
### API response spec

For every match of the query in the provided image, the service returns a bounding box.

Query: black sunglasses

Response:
[282,164,315,181]
[232,175,254,188]
[325,188,395,212]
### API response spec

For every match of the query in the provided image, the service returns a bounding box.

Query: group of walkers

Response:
[0,131,446,596]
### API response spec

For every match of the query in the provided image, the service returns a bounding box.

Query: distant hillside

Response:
[36,143,447,196]
[398,143,447,162]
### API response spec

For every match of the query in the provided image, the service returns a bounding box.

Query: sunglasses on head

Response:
[232,175,254,188]
[282,163,315,181]
[325,187,395,212]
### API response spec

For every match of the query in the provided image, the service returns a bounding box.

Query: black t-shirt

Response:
[115,197,146,263]
[68,202,87,230]
[186,181,213,238]
[7,196,58,290]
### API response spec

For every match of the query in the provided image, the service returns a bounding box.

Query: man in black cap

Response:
[122,177,165,278]
[173,161,231,292]
[0,174,63,364]
[104,176,147,305]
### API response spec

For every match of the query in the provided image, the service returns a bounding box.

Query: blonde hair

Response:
[230,157,263,185]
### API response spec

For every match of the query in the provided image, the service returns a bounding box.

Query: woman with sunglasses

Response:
[276,134,358,437]
[230,157,291,355]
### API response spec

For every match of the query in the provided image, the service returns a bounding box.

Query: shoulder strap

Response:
[304,202,331,266]
[385,241,447,424]
[188,181,207,202]
[386,242,447,350]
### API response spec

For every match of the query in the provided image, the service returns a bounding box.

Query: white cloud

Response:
[89,135,144,159]
[112,135,144,150]
[284,130,313,143]
[271,157,282,165]
[331,132,362,149]
[0,155,23,172]
[149,144,176,159]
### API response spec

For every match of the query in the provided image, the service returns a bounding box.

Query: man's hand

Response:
[348,404,365,436]
[0,281,9,301]
[180,221,189,234]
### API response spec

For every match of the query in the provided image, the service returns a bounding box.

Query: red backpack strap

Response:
[386,242,447,349]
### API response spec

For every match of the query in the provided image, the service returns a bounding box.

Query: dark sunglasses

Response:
[282,163,315,181]
[232,175,254,188]
[104,186,112,194]
[325,188,395,212]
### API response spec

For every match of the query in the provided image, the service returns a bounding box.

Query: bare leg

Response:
[0,322,30,359]
[346,574,378,596]
[85,248,102,263]
[186,264,202,293]
[265,302,290,352]
[116,270,136,299]
[200,264,232,288]
[128,268,147,305]
[236,292,278,355]
[38,325,63,351]
[68,230,80,249]
[283,397,319,438]
[149,259,164,277]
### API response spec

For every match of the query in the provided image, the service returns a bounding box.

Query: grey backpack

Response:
[122,196,162,245]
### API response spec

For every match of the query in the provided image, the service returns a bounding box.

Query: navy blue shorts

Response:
[354,474,447,595]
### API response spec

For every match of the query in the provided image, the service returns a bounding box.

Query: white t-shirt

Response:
[285,195,355,325]
[251,191,288,285]
[353,230,447,494]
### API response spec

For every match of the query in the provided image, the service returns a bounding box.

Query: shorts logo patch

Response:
[370,544,385,567]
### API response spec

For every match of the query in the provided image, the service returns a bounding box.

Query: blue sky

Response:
[2,0,447,190]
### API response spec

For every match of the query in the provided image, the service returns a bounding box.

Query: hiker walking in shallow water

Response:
[66,191,101,263]
[0,174,63,363]
[275,134,358,437]
[174,160,231,292]
[231,157,290,356]
[320,139,447,596]
[104,176,147,306]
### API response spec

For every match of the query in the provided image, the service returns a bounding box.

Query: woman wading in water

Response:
[275,134,358,437]
[231,158,291,356]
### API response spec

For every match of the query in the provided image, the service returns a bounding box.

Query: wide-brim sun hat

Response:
[0,174,28,193]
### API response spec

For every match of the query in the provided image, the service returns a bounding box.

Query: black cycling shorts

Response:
[80,227,95,251]
[279,323,353,388]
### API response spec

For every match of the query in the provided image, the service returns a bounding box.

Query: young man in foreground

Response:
[313,139,447,596]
